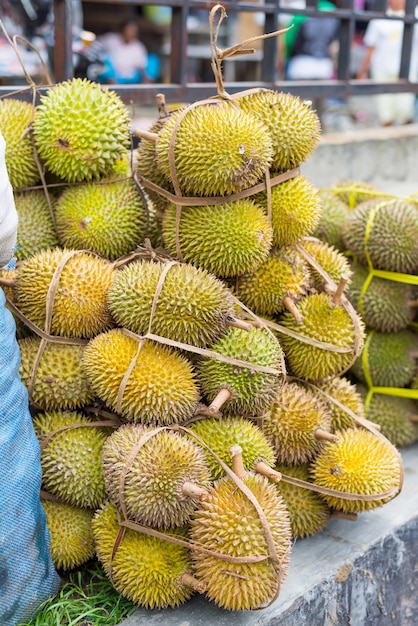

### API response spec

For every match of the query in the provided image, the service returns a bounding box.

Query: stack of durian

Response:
[0,21,405,612]
[313,181,418,449]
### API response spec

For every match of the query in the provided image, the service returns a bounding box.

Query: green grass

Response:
[21,560,136,626]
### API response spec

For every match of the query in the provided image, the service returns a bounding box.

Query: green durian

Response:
[328,180,385,209]
[55,178,147,261]
[343,199,418,274]
[162,199,273,278]
[82,329,199,425]
[93,501,198,608]
[300,237,353,292]
[313,190,350,250]
[236,90,321,172]
[314,376,363,432]
[155,102,274,197]
[34,411,109,508]
[33,78,131,182]
[108,260,234,347]
[42,499,95,570]
[102,424,211,528]
[359,389,418,448]
[14,190,59,261]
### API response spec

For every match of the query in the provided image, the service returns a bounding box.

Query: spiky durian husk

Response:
[315,376,363,432]
[82,329,199,425]
[163,199,273,278]
[155,103,274,197]
[360,391,418,448]
[236,90,321,172]
[34,411,109,508]
[190,416,275,480]
[310,428,401,513]
[263,382,331,465]
[255,175,321,247]
[16,248,115,338]
[329,180,383,209]
[0,99,40,189]
[236,246,310,316]
[93,501,194,608]
[343,200,418,274]
[347,262,417,333]
[55,178,146,261]
[313,190,350,250]
[351,329,417,389]
[102,424,211,528]
[33,78,131,182]
[136,117,175,213]
[14,190,59,261]
[0,269,30,339]
[42,499,95,570]
[279,293,365,381]
[19,337,95,410]
[190,472,291,610]
[198,327,285,416]
[275,464,330,539]
[108,260,234,348]
[300,238,353,293]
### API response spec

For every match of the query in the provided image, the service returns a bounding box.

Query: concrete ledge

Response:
[301,124,418,189]
[119,443,418,626]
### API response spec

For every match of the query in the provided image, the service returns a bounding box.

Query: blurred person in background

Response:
[356,0,418,125]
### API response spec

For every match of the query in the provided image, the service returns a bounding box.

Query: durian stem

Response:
[180,572,206,594]
[408,414,418,424]
[133,128,158,143]
[181,481,209,501]
[407,299,418,308]
[226,316,253,332]
[230,445,247,478]
[331,511,358,522]
[314,428,339,444]
[282,296,303,324]
[156,93,168,118]
[254,460,282,483]
[208,388,232,413]
[332,275,349,306]
[0,278,16,288]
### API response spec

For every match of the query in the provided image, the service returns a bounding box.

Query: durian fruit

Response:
[300,238,353,293]
[33,78,131,182]
[82,329,199,425]
[190,416,276,481]
[198,327,285,416]
[263,382,334,465]
[102,424,211,528]
[136,116,175,212]
[145,198,164,249]
[313,190,350,250]
[93,501,201,608]
[347,262,417,333]
[19,338,95,410]
[34,411,109,509]
[17,248,115,338]
[328,180,384,209]
[279,292,365,381]
[0,98,40,189]
[342,200,418,274]
[155,102,274,197]
[235,246,310,317]
[310,428,401,513]
[108,260,234,347]
[236,90,321,172]
[55,178,147,261]
[359,390,418,448]
[255,175,321,247]
[314,376,364,433]
[14,190,59,261]
[190,448,291,611]
[275,464,330,539]
[42,498,95,570]
[162,199,273,278]
[351,329,418,389]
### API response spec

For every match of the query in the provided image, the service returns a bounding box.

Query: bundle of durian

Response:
[313,180,418,448]
[0,5,405,614]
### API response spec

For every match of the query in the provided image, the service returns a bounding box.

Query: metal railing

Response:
[2,0,418,104]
